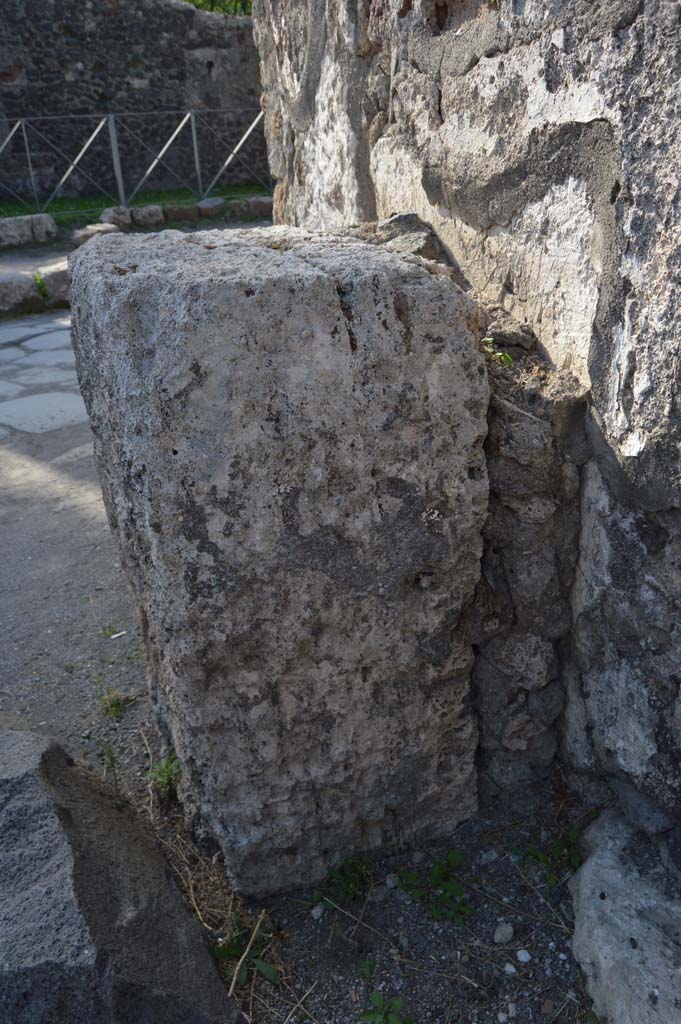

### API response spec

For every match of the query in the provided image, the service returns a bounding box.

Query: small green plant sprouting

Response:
[482,334,513,368]
[102,740,118,792]
[63,662,77,673]
[146,752,182,799]
[320,856,373,905]
[399,849,474,925]
[101,624,120,638]
[361,991,413,1024]
[34,271,48,301]
[210,925,279,989]
[358,959,375,985]
[98,688,131,720]
[526,823,582,886]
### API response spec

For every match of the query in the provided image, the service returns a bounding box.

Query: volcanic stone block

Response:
[70,227,489,895]
[0,729,239,1024]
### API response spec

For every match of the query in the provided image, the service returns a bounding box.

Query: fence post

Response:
[108,114,127,207]
[20,121,40,212]
[190,111,203,199]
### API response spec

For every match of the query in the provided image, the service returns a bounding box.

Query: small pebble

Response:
[498,1014,508,1023]
[385,873,399,888]
[558,952,568,961]
[480,848,499,865]
[508,1004,517,1018]
[494,922,514,944]
[310,903,325,920]
[504,962,517,975]
[516,949,532,963]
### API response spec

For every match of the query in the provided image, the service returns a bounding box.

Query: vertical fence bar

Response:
[108,114,127,207]
[20,121,40,211]
[190,111,203,199]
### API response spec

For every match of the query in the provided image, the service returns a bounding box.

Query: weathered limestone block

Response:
[0,729,239,1024]
[100,206,133,228]
[0,213,57,249]
[570,811,681,1024]
[130,205,164,228]
[225,195,274,220]
[38,256,70,304]
[72,222,120,246]
[0,271,42,314]
[0,215,34,248]
[70,226,489,895]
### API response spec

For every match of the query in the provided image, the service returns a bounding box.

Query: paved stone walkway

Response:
[0,310,85,435]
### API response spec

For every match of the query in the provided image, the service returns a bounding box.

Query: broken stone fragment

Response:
[0,729,239,1024]
[70,225,490,896]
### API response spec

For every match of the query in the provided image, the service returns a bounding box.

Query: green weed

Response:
[526,823,582,886]
[146,752,182,799]
[101,741,118,792]
[482,335,513,368]
[361,991,413,1024]
[320,856,373,905]
[400,849,474,925]
[210,923,279,989]
[33,271,48,301]
[358,960,375,985]
[98,688,132,720]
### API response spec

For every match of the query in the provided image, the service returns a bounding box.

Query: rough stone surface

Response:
[38,256,69,304]
[0,272,42,314]
[0,728,239,1024]
[164,203,199,222]
[100,207,133,229]
[0,215,33,249]
[196,197,225,218]
[226,195,274,220]
[0,1,266,197]
[31,213,58,244]
[469,356,588,794]
[69,225,489,895]
[570,810,681,1024]
[0,213,57,249]
[130,205,165,228]
[73,223,121,245]
[253,0,681,818]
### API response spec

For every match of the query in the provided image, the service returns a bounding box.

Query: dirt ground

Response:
[0,314,602,1024]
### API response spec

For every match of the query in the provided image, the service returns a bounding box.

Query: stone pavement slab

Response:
[0,314,70,345]
[0,391,87,432]
[23,330,72,351]
[13,367,78,387]
[14,349,76,368]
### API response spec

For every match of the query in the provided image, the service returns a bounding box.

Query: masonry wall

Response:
[0,0,266,202]
[252,0,681,823]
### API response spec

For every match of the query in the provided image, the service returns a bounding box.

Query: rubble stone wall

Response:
[0,0,266,199]
[253,0,681,821]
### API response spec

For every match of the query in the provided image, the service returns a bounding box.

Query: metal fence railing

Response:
[0,107,270,215]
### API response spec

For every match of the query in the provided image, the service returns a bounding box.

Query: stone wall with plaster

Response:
[253,0,681,822]
[0,0,266,199]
